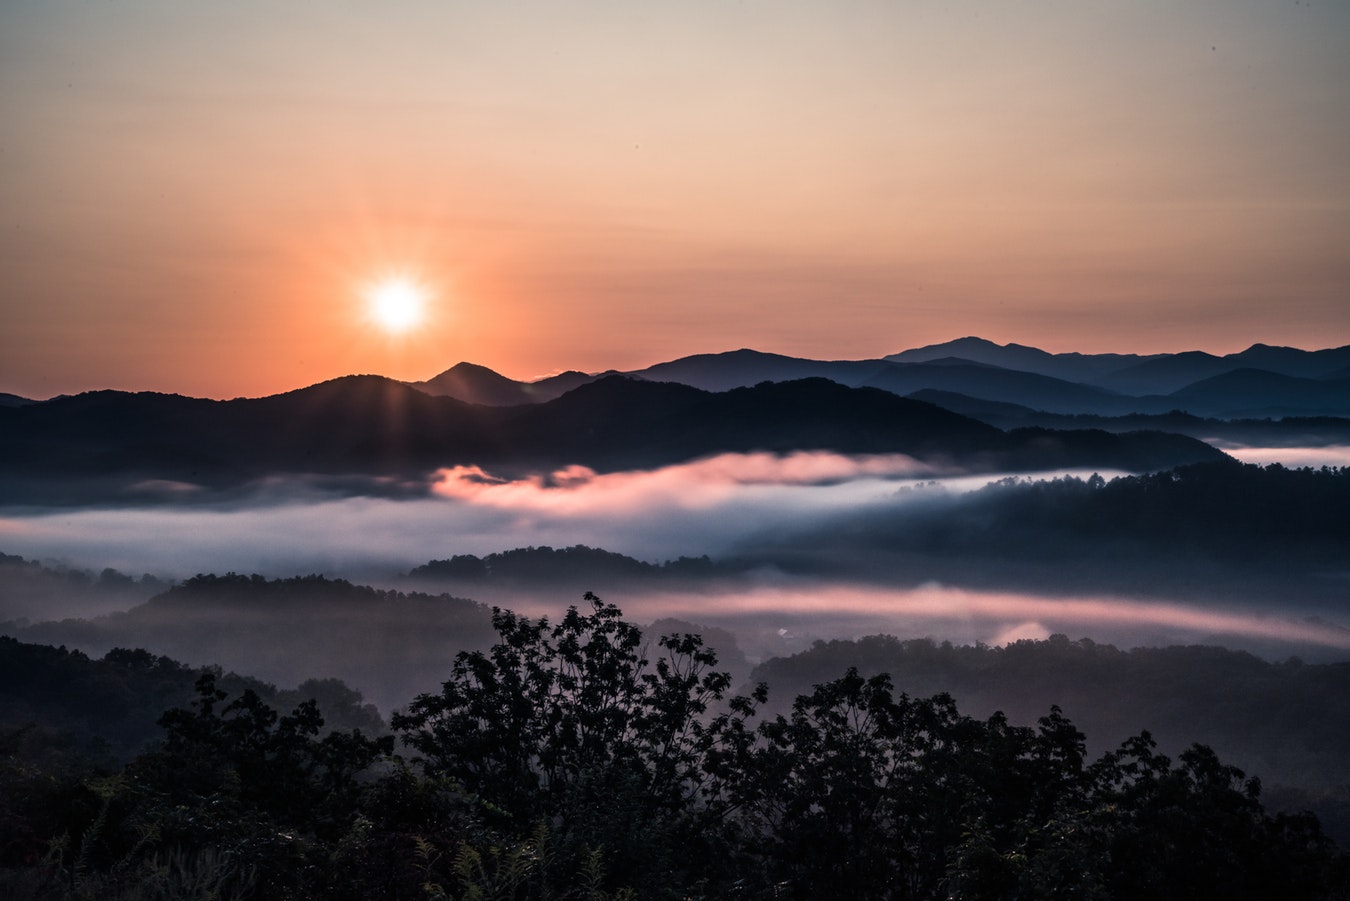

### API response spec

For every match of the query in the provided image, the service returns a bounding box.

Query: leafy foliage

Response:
[407,545,726,585]
[751,632,1350,815]
[3,599,1347,899]
[7,572,496,713]
[394,593,763,893]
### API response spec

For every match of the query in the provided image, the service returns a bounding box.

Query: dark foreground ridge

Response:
[2,598,1347,899]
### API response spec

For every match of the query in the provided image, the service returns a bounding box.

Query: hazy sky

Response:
[3,1,1348,398]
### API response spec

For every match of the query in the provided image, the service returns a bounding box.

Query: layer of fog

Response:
[1217,444,1350,468]
[584,581,1350,666]
[3,447,1347,667]
[2,451,1114,582]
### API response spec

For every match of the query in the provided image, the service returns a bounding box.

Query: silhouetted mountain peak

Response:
[1234,342,1307,357]
[545,373,704,407]
[628,348,892,393]
[1225,343,1350,379]
[891,336,1054,360]
[885,338,1191,387]
[641,348,803,371]
[928,336,1006,352]
[442,361,509,379]
[274,373,422,401]
[409,361,536,406]
[884,337,1120,383]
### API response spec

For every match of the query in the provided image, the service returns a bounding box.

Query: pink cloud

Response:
[1215,445,1350,468]
[619,582,1350,651]
[429,451,944,515]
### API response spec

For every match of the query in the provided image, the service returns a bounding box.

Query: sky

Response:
[2,1,1348,399]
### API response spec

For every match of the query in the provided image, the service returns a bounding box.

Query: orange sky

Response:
[2,2,1348,399]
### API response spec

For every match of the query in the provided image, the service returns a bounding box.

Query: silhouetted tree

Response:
[393,592,763,894]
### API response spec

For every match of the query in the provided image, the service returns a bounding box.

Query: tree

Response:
[38,674,396,899]
[393,593,761,894]
[734,671,1098,901]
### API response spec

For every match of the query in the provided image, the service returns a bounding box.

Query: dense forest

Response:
[750,634,1350,846]
[5,574,497,713]
[407,546,730,586]
[394,462,1350,608]
[901,460,1350,565]
[3,598,1348,899]
[399,462,1350,582]
[726,461,1350,609]
[752,459,1350,571]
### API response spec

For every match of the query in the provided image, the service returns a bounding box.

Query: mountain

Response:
[411,363,605,405]
[532,368,611,397]
[499,376,1005,468]
[0,375,1226,505]
[1167,369,1350,418]
[884,338,1350,405]
[1230,343,1350,379]
[884,337,1161,382]
[400,339,1350,420]
[0,392,33,408]
[600,348,1170,417]
[626,348,890,391]
[0,635,388,765]
[1091,345,1350,395]
[608,340,1350,419]
[0,377,484,500]
[410,361,539,405]
[495,376,1223,473]
[1093,351,1231,396]
[905,389,1047,425]
[905,389,1350,446]
[862,362,1156,416]
[6,574,495,714]
[402,545,739,598]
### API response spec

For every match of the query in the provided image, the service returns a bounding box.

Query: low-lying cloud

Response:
[430,451,948,514]
[603,581,1350,654]
[0,453,1116,580]
[3,450,1347,663]
[1218,445,1350,468]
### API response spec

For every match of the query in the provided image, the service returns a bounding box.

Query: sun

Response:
[366,277,427,334]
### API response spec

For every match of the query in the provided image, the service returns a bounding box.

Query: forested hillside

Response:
[2,600,1347,899]
[0,636,385,768]
[6,574,496,713]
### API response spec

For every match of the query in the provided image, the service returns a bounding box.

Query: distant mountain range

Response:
[410,337,1350,419]
[409,363,607,406]
[0,372,1226,505]
[4,336,1346,505]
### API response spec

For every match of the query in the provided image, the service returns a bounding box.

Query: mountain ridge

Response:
[0,374,1227,506]
[403,337,1350,418]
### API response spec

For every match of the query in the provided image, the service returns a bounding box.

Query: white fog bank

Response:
[0,453,1119,580]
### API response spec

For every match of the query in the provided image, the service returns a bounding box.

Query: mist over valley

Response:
[5,336,1347,662]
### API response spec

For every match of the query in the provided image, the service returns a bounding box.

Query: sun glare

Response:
[367,278,426,334]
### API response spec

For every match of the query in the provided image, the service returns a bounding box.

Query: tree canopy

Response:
[3,598,1347,899]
